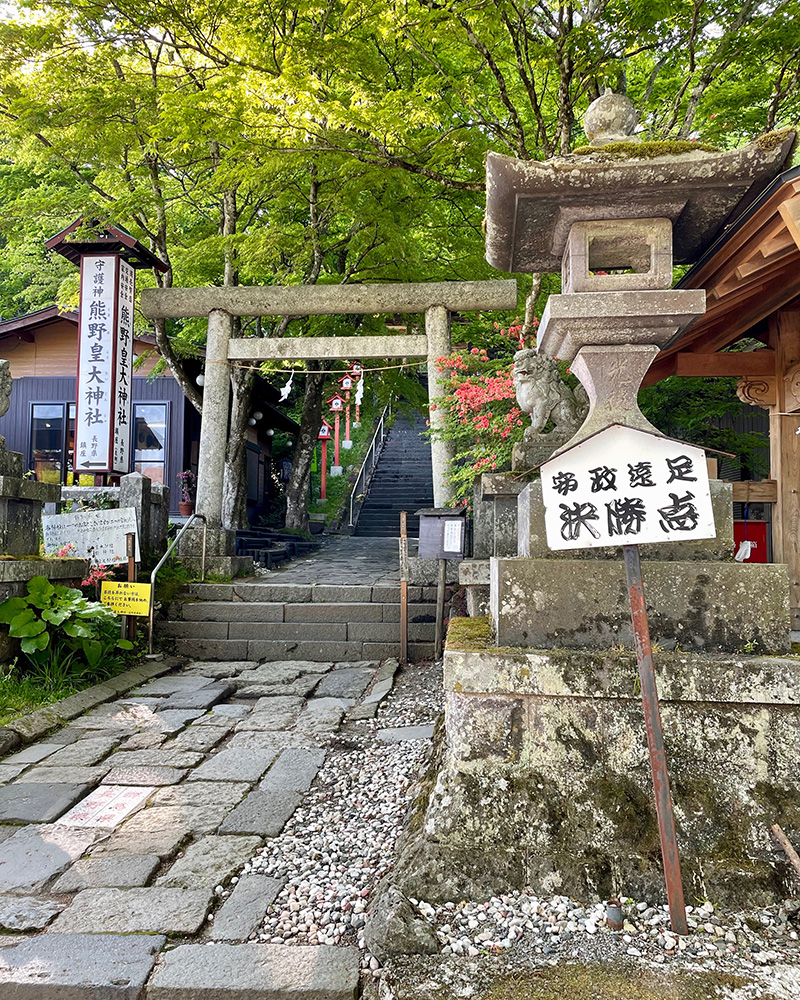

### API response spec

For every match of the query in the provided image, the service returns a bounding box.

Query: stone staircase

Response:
[160,582,437,662]
[354,412,434,538]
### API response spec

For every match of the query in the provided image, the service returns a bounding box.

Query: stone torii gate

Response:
[141,280,517,557]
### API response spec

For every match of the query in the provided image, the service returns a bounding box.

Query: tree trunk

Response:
[222,366,254,529]
[285,364,324,531]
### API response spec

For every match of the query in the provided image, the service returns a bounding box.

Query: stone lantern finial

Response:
[583,88,640,147]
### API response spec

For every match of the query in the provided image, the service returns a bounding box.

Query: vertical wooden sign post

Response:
[540,424,716,935]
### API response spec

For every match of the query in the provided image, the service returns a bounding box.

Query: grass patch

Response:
[0,671,79,726]
[484,964,766,1000]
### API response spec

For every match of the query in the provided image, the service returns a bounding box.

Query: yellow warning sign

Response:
[100,581,152,617]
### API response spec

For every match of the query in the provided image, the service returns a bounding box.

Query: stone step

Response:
[174,600,437,623]
[182,584,440,603]
[171,636,434,662]
[161,620,435,642]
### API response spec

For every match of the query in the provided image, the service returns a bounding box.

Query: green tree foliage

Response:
[0,1,795,521]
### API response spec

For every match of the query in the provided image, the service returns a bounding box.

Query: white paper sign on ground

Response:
[540,425,715,552]
[43,506,141,564]
[57,785,154,828]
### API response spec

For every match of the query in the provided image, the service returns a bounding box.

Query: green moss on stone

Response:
[751,126,796,151]
[445,615,494,651]
[572,140,718,158]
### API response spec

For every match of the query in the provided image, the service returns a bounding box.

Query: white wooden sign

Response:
[443,519,464,555]
[75,254,135,475]
[43,506,141,564]
[112,259,135,473]
[540,425,715,551]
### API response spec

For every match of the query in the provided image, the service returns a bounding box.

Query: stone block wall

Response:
[490,557,790,653]
[392,630,800,906]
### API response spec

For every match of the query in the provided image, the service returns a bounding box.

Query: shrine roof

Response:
[644,163,800,385]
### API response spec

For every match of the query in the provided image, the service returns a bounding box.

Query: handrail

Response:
[349,400,392,528]
[148,513,206,654]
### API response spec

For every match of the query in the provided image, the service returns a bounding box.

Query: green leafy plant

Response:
[0,576,133,686]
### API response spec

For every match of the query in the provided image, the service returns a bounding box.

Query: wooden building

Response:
[0,306,298,519]
[644,163,800,628]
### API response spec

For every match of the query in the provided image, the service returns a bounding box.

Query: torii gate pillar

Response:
[195,308,232,530]
[426,305,455,507]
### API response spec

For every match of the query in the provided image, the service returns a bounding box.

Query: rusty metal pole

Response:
[434,557,446,661]
[399,512,408,667]
[622,544,688,936]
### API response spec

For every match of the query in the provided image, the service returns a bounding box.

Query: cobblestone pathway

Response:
[0,650,433,998]
[254,535,412,586]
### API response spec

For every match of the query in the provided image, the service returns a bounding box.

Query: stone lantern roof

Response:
[485,113,797,273]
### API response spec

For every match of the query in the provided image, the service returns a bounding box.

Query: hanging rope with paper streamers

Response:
[279,370,295,401]
[354,373,365,407]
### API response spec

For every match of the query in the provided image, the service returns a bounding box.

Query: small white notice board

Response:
[43,506,141,564]
[540,425,715,552]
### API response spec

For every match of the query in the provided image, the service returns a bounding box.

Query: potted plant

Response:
[177,470,197,515]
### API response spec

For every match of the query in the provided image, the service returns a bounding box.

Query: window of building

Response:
[31,403,65,484]
[133,403,168,484]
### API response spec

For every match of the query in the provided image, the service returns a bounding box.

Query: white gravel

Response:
[241,660,442,954]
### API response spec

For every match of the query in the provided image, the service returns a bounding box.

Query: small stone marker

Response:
[56,785,155,829]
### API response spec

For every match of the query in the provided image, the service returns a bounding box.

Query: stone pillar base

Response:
[390,633,800,907]
[330,466,343,477]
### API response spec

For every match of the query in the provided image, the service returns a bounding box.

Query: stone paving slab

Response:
[234,698,304,733]
[314,667,375,701]
[183,661,258,677]
[151,710,207,733]
[194,707,249,724]
[226,731,314,752]
[0,764,29,784]
[377,725,436,742]
[144,941,360,999]
[105,749,205,770]
[219,789,302,837]
[0,932,165,999]
[56,785,155,830]
[0,895,65,931]
[90,811,195,859]
[162,726,232,754]
[0,824,104,893]
[207,874,284,942]
[135,675,217,697]
[159,683,235,711]
[0,782,92,824]
[157,835,262,889]
[118,732,168,751]
[46,735,123,766]
[103,765,190,786]
[151,782,250,811]
[3,743,63,765]
[189,749,277,784]
[15,765,110,785]
[295,699,349,733]
[50,887,212,935]
[52,855,162,892]
[260,749,325,795]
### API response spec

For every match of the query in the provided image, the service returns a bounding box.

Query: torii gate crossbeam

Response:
[141,279,517,550]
